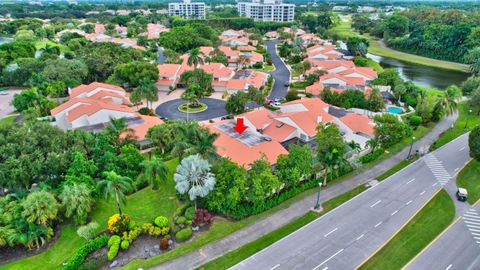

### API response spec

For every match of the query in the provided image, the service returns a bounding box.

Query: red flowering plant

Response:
[192,209,212,226]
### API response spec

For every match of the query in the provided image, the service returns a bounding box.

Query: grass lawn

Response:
[359,189,455,270]
[1,160,180,270]
[431,102,480,151]
[198,184,369,270]
[255,64,275,72]
[457,160,480,205]
[178,102,208,113]
[376,159,413,181]
[0,115,17,126]
[365,57,384,73]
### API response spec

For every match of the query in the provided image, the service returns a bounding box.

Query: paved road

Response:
[155,98,227,121]
[231,134,471,270]
[265,40,290,100]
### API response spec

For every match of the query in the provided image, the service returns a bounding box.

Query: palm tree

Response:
[347,140,361,153]
[97,171,134,215]
[59,183,94,225]
[190,129,219,161]
[465,47,480,75]
[322,148,349,186]
[21,190,60,226]
[187,48,204,68]
[174,154,216,209]
[437,87,458,116]
[236,55,250,70]
[135,78,159,109]
[170,121,199,159]
[366,138,379,153]
[105,117,135,145]
[139,158,169,190]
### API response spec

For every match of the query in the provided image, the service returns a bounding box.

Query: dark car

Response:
[284,81,290,87]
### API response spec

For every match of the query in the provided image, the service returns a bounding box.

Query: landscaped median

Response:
[197,184,369,270]
[357,189,455,270]
[456,159,480,205]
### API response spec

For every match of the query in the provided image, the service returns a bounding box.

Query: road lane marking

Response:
[406,178,415,184]
[313,249,344,270]
[356,234,365,241]
[459,146,466,151]
[324,228,338,237]
[374,221,382,228]
[322,267,328,270]
[406,200,413,205]
[420,190,426,196]
[270,264,280,270]
[432,183,438,187]
[445,264,453,270]
[370,200,381,208]
[391,210,398,216]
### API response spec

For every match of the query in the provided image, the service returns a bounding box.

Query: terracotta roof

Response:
[207,120,288,167]
[265,31,279,38]
[55,98,135,122]
[128,115,163,140]
[237,45,257,51]
[157,64,181,77]
[320,73,365,86]
[338,67,377,80]
[262,119,297,142]
[201,63,234,78]
[309,60,355,69]
[339,113,375,136]
[240,108,275,129]
[69,82,126,98]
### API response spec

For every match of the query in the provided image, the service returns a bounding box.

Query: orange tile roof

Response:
[339,113,375,136]
[128,115,164,140]
[338,67,377,80]
[64,99,135,122]
[237,45,256,51]
[240,108,275,129]
[200,63,234,78]
[320,73,365,86]
[207,120,288,167]
[262,120,296,142]
[309,60,355,69]
[70,82,126,98]
[157,64,181,77]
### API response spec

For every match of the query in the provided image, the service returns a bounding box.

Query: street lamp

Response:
[407,136,416,160]
[314,182,321,210]
[464,109,473,129]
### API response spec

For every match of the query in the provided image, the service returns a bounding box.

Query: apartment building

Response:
[168,0,206,19]
[237,0,295,22]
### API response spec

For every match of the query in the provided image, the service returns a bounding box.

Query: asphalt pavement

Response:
[230,134,472,270]
[154,98,227,121]
[265,40,290,100]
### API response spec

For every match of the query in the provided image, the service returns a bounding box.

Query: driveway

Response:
[0,89,21,119]
[155,98,227,121]
[265,40,290,100]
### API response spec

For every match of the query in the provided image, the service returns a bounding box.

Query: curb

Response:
[400,215,462,270]
[355,188,443,270]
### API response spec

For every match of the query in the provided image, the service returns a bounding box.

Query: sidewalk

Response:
[153,113,459,270]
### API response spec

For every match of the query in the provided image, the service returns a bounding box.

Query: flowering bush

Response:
[107,214,131,235]
[121,226,141,244]
[192,209,213,226]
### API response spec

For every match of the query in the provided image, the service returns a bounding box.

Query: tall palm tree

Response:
[190,129,219,161]
[347,140,361,153]
[135,78,159,109]
[187,48,204,68]
[174,154,216,209]
[139,158,169,190]
[322,148,349,186]
[366,138,379,153]
[97,171,134,215]
[105,117,135,146]
[437,88,458,116]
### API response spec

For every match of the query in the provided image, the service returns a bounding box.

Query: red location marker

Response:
[233,118,248,134]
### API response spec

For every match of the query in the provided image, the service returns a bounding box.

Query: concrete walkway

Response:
[152,113,459,270]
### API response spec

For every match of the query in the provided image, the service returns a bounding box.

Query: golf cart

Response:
[456,188,468,202]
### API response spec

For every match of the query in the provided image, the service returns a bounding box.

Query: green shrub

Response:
[252,62,263,69]
[127,220,136,230]
[173,204,189,218]
[142,223,162,236]
[120,240,130,250]
[409,115,422,127]
[108,235,121,248]
[359,148,385,164]
[154,216,169,227]
[107,244,119,261]
[185,207,195,220]
[64,234,108,270]
[175,228,193,242]
[164,234,171,240]
[76,222,99,240]
[172,226,181,234]
[176,216,187,225]
[285,89,300,101]
[122,226,142,243]
[305,92,313,98]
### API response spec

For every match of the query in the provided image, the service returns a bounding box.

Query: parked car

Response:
[274,97,284,102]
[271,102,281,108]
[456,188,468,202]
[0,90,7,96]
[284,81,290,87]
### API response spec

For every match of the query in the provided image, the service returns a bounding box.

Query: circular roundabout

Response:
[155,98,227,121]
[177,102,208,113]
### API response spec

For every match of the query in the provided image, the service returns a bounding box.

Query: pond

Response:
[367,53,470,90]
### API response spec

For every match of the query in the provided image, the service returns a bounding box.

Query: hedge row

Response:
[64,234,108,270]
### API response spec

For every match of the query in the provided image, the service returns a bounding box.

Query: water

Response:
[386,106,403,114]
[367,53,470,90]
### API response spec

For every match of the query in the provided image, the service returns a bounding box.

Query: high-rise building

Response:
[168,0,206,19]
[237,0,295,22]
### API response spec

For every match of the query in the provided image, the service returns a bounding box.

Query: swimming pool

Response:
[387,107,404,114]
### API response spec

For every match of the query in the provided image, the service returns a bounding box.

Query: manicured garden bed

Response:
[456,160,480,205]
[178,102,208,113]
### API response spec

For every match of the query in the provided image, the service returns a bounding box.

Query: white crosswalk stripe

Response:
[424,154,451,185]
[463,208,480,247]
